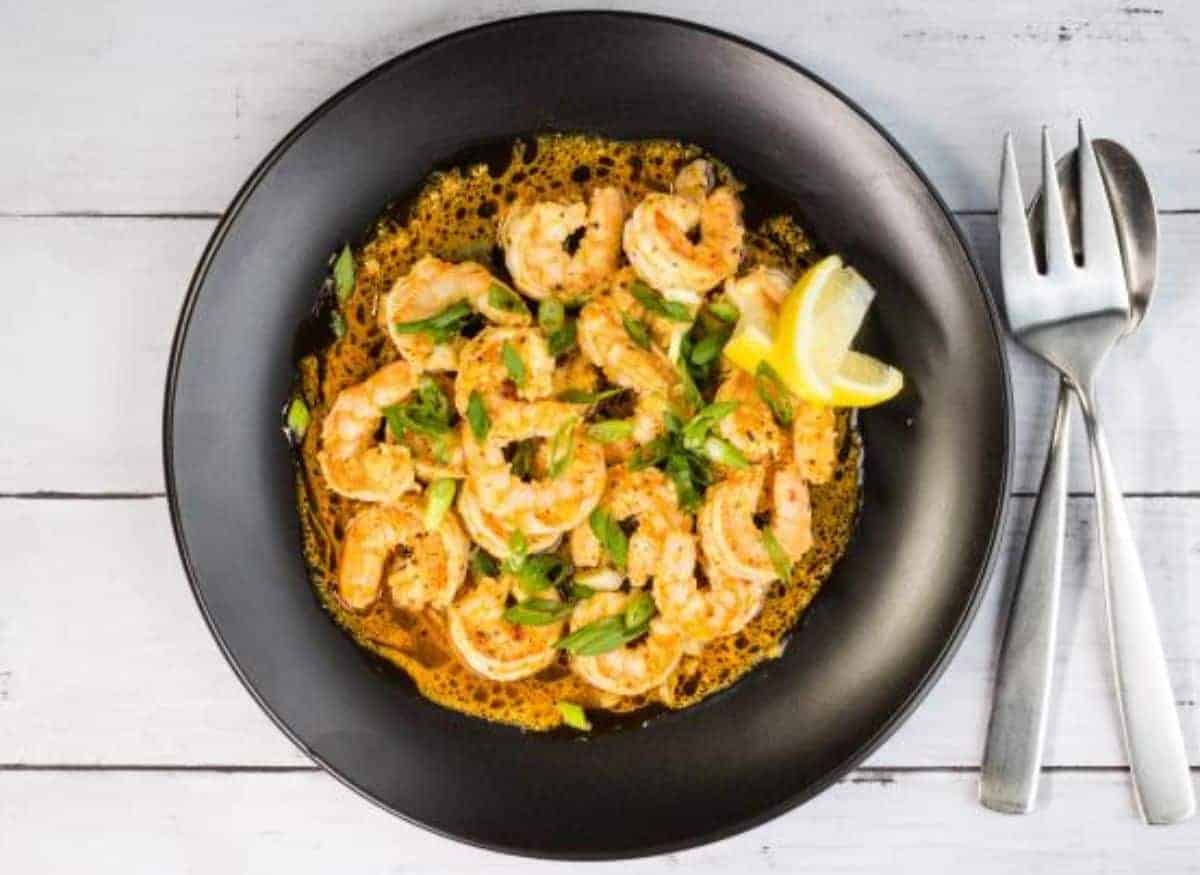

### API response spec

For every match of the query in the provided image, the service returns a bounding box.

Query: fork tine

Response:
[1000,133,1037,282]
[1041,127,1074,274]
[1077,120,1125,280]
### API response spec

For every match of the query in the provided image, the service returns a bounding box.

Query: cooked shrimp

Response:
[724,264,792,312]
[623,160,744,293]
[698,466,812,584]
[447,575,563,681]
[770,463,813,560]
[792,401,838,485]
[568,591,684,697]
[381,255,530,371]
[337,497,468,611]
[499,186,626,301]
[551,353,601,397]
[570,466,693,587]
[654,559,766,651]
[456,481,559,559]
[453,326,555,416]
[402,430,466,482]
[713,370,786,464]
[317,361,419,502]
[461,401,607,535]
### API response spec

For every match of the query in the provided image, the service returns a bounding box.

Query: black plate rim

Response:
[163,10,1013,859]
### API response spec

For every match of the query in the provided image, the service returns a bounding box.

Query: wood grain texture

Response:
[1,495,1194,768]
[4,215,1199,494]
[2,1,1199,213]
[2,769,1197,872]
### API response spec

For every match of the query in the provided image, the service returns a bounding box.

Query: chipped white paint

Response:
[2,0,1199,868]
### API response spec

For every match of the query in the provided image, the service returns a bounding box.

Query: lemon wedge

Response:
[831,351,904,406]
[767,255,875,403]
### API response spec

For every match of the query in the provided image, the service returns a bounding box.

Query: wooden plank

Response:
[2,1,1199,213]
[1,496,1195,768]
[0,217,211,493]
[1,769,1197,872]
[4,214,1199,494]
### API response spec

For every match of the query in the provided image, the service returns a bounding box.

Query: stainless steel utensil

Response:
[986,123,1193,825]
[981,139,1159,815]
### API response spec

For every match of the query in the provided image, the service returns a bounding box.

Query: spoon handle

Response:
[1077,388,1195,825]
[980,381,1070,814]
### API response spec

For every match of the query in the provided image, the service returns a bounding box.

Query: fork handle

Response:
[1078,389,1196,825]
[980,381,1071,814]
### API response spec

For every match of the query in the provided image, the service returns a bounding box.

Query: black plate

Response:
[165,12,1010,859]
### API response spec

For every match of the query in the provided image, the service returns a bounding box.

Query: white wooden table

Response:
[2,1,1198,871]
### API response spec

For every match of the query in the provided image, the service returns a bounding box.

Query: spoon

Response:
[981,139,1159,815]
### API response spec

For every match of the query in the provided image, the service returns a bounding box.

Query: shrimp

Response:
[551,353,601,398]
[577,270,682,395]
[713,370,786,464]
[568,590,684,697]
[461,401,607,535]
[457,480,560,559]
[447,575,563,681]
[317,361,419,502]
[337,497,468,611]
[724,264,792,312]
[381,255,530,371]
[570,466,693,588]
[697,466,812,584]
[654,559,766,651]
[623,159,744,294]
[792,401,838,485]
[499,186,627,301]
[453,326,555,416]
[770,463,813,560]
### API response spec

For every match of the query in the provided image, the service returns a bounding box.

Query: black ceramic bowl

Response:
[165,12,1010,859]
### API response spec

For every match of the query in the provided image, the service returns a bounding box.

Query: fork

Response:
[989,123,1194,824]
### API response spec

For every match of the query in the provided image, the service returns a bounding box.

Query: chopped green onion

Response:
[556,615,650,656]
[501,341,526,387]
[334,245,355,303]
[466,390,490,440]
[546,319,577,357]
[621,313,652,350]
[286,396,310,440]
[664,452,703,512]
[629,280,693,322]
[330,310,347,338]
[538,299,565,334]
[689,332,729,366]
[558,386,625,405]
[516,554,573,594]
[394,301,473,343]
[754,361,794,427]
[556,700,592,731]
[675,353,703,416]
[423,478,458,531]
[568,581,598,600]
[704,436,750,469]
[383,378,453,440]
[708,298,740,323]
[548,416,578,479]
[487,283,529,317]
[681,401,739,451]
[470,549,500,578]
[623,591,656,628]
[503,598,573,626]
[588,508,628,572]
[503,530,528,573]
[761,528,793,585]
[587,419,635,443]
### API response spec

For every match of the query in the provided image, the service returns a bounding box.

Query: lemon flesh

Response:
[767,255,875,403]
[831,351,904,406]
